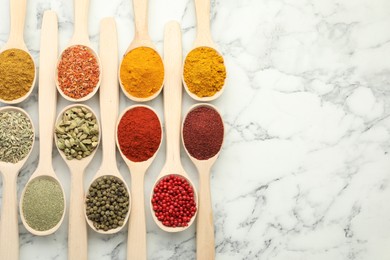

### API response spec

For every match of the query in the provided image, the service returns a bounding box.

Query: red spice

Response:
[151,175,197,227]
[183,106,224,160]
[57,45,100,99]
[117,106,161,162]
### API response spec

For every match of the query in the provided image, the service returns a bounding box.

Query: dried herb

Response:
[55,106,99,160]
[0,110,34,163]
[57,45,100,99]
[0,49,35,101]
[22,177,64,231]
[86,176,130,231]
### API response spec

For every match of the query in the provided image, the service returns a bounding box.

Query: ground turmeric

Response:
[0,48,35,101]
[119,47,164,98]
[183,47,226,98]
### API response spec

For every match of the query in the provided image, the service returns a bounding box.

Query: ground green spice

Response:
[22,177,64,231]
[0,110,34,163]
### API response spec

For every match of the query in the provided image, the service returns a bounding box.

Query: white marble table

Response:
[1,0,390,259]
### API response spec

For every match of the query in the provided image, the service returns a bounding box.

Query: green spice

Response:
[22,177,64,231]
[86,176,130,231]
[55,106,99,160]
[0,110,34,163]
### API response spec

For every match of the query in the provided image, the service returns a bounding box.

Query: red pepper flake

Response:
[57,45,100,99]
[151,175,197,228]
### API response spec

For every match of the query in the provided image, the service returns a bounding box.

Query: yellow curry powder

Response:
[0,48,35,101]
[120,47,164,98]
[183,47,226,98]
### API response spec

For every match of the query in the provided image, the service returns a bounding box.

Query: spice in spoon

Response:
[183,106,224,160]
[0,49,35,101]
[152,175,197,228]
[0,110,34,163]
[57,45,100,99]
[86,176,130,231]
[22,177,64,231]
[55,106,99,160]
[183,47,226,98]
[119,47,164,98]
[117,106,161,162]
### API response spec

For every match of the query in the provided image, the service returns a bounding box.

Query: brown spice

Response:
[0,49,35,101]
[57,45,100,99]
[183,47,226,98]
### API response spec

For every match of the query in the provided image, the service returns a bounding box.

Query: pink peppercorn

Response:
[151,175,197,227]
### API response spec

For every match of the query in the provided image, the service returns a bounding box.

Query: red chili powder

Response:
[57,45,100,99]
[151,175,197,227]
[117,107,162,162]
[183,106,224,160]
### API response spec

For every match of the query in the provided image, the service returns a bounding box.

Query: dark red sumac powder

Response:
[183,106,224,160]
[117,107,162,162]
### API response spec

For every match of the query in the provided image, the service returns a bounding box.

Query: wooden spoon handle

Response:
[197,169,215,260]
[8,0,26,47]
[133,0,149,40]
[163,22,182,167]
[72,0,90,45]
[68,171,87,260]
[99,18,119,170]
[127,171,147,260]
[0,170,19,260]
[37,11,58,173]
[194,0,212,45]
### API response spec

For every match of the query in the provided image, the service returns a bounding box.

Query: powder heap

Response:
[57,45,100,99]
[119,47,164,98]
[22,177,65,231]
[183,106,224,160]
[0,110,34,163]
[117,106,162,162]
[183,47,226,98]
[0,49,35,101]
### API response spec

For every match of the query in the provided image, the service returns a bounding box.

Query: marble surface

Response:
[1,0,390,259]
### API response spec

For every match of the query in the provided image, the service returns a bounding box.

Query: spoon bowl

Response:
[0,106,35,259]
[118,0,164,102]
[182,103,225,260]
[55,0,101,102]
[116,104,162,260]
[0,0,36,104]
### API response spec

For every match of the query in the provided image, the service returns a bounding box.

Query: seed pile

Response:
[0,49,35,101]
[0,110,34,163]
[183,106,224,160]
[57,45,100,99]
[86,176,130,231]
[152,175,197,228]
[22,177,64,231]
[55,106,99,160]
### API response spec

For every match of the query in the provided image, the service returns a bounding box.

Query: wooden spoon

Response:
[116,104,162,260]
[19,10,66,237]
[150,21,198,233]
[55,0,101,102]
[182,103,224,260]
[182,0,226,101]
[54,104,100,260]
[0,0,36,104]
[0,106,35,259]
[118,0,164,102]
[85,19,131,234]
